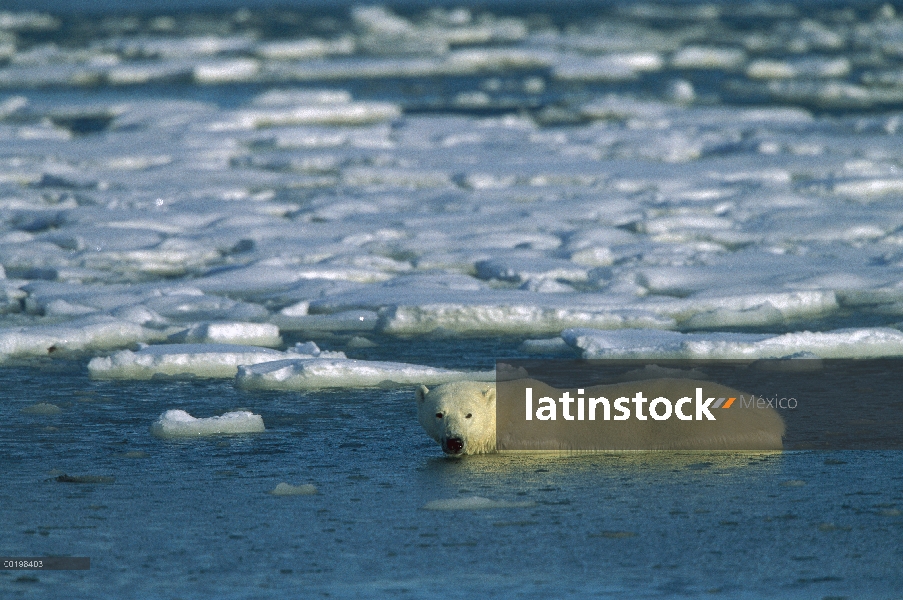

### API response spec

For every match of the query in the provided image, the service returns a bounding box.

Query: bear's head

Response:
[415,381,496,456]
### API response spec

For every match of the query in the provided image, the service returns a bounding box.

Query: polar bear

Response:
[416,381,498,456]
[415,379,784,456]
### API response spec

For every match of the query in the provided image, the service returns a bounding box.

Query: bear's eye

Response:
[435,412,443,419]
[465,413,472,419]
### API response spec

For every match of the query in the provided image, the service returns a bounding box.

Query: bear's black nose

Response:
[444,437,464,455]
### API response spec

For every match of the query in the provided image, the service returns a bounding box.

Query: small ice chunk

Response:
[287,341,346,359]
[671,46,746,69]
[833,178,903,197]
[270,482,317,496]
[221,102,401,130]
[236,358,494,390]
[256,38,352,59]
[150,409,265,438]
[194,58,260,83]
[278,301,309,317]
[422,496,536,511]
[168,322,282,347]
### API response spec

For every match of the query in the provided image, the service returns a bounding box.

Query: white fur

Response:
[415,381,496,456]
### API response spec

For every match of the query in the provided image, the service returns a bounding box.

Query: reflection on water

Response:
[425,450,785,479]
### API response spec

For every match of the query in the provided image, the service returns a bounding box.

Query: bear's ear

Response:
[415,385,429,404]
[481,386,496,403]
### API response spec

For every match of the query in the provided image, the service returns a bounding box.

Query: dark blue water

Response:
[2,339,902,599]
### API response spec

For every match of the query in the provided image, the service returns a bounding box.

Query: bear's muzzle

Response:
[442,436,465,455]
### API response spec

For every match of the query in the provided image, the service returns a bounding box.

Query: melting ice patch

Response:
[150,409,265,438]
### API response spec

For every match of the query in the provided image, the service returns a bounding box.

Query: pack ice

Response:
[3,3,903,374]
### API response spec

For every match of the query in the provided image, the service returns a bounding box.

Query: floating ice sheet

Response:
[0,316,163,361]
[87,341,344,380]
[562,327,903,359]
[88,344,288,379]
[150,409,265,438]
[236,357,494,390]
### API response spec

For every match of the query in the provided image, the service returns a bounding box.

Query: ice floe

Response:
[236,358,494,390]
[88,341,343,380]
[150,409,265,438]
[562,327,903,359]
[0,316,162,361]
[88,344,288,379]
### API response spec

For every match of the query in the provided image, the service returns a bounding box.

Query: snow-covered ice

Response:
[0,2,903,369]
